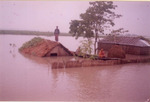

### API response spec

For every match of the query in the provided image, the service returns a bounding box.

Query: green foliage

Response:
[69,1,122,54]
[69,1,121,39]
[69,20,94,39]
[111,28,129,35]
[19,37,43,51]
[78,39,93,58]
[89,54,98,60]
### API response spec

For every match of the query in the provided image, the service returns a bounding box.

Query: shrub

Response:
[78,39,93,58]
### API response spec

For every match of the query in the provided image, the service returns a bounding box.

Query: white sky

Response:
[0,1,150,36]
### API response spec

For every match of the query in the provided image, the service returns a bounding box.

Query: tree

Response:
[110,28,129,43]
[78,39,93,58]
[69,1,122,54]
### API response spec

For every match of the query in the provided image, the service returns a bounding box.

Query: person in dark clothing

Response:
[54,26,60,41]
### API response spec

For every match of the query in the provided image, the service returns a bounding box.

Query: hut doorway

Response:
[50,53,57,56]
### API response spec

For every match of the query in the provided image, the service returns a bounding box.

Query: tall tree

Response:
[69,1,122,54]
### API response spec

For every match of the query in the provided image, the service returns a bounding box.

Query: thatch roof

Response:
[99,36,150,47]
[19,37,72,57]
[43,40,72,55]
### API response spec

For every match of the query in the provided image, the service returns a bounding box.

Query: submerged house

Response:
[46,41,72,56]
[98,36,150,55]
[20,37,72,57]
[44,40,72,57]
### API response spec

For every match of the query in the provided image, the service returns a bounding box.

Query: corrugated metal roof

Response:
[99,36,150,47]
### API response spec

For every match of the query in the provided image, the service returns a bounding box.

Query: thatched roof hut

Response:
[98,36,150,55]
[19,37,72,57]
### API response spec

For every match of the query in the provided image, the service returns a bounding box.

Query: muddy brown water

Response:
[0,34,150,101]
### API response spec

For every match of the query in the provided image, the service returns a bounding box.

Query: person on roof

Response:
[54,26,60,42]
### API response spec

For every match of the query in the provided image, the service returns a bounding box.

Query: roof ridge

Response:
[100,36,150,47]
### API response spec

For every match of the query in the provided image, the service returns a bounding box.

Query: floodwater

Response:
[0,34,150,101]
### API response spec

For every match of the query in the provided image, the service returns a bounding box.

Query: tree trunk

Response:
[94,40,96,55]
[94,31,98,55]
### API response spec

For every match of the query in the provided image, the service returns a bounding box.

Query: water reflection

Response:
[50,64,150,101]
[20,53,75,66]
[50,65,122,101]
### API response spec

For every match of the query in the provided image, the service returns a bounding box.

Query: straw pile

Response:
[108,45,126,58]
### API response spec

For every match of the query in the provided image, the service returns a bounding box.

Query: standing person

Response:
[54,26,60,42]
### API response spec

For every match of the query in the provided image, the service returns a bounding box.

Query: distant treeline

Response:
[0,30,70,36]
[1,30,150,41]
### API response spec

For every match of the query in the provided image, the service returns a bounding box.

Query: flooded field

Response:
[0,34,150,101]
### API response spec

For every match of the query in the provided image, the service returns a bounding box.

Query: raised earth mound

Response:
[19,37,72,57]
[108,45,126,58]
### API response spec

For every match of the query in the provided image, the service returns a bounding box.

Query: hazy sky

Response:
[0,1,150,36]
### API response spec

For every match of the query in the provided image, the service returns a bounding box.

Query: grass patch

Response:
[19,37,43,51]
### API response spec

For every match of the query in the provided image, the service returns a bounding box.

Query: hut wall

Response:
[98,43,112,51]
[140,47,150,55]
[48,46,70,56]
[98,42,150,55]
